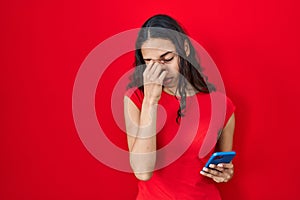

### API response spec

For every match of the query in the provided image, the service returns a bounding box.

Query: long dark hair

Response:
[128,14,216,123]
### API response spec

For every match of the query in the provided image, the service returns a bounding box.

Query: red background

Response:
[1,0,300,199]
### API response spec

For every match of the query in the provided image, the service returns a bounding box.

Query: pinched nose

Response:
[145,59,169,72]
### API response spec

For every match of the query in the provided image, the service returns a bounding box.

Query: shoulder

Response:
[125,87,144,99]
[205,91,235,108]
[211,91,236,127]
[196,91,236,125]
[124,87,144,110]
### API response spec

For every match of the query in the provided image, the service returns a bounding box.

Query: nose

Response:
[149,59,168,70]
[152,59,166,66]
[157,60,167,70]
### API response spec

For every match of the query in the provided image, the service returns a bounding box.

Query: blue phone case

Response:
[204,151,236,168]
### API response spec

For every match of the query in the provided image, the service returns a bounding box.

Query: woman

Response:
[124,14,236,199]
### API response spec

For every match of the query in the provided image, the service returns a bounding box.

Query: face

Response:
[141,38,180,91]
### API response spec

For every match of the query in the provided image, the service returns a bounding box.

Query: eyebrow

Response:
[143,51,173,61]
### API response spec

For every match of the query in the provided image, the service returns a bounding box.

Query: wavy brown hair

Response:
[128,14,216,123]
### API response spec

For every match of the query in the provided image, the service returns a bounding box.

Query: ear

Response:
[184,40,190,57]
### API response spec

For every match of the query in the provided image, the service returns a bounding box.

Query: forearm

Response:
[130,98,158,179]
[216,114,235,152]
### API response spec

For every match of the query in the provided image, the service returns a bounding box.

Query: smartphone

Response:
[204,151,236,168]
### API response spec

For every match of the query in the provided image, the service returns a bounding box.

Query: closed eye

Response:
[162,57,174,62]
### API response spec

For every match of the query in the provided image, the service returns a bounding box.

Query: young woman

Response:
[124,14,236,199]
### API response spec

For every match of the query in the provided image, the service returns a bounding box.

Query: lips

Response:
[163,77,173,85]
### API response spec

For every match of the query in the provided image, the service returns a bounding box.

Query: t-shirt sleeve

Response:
[224,96,236,127]
[124,87,144,110]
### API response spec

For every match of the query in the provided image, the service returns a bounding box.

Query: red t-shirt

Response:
[125,87,236,200]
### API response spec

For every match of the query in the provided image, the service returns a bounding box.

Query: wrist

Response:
[143,97,159,106]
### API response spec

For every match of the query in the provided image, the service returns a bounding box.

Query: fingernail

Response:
[200,171,204,175]
[209,164,215,168]
[203,167,208,171]
[217,164,223,167]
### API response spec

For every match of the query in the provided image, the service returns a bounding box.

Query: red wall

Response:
[1,0,300,199]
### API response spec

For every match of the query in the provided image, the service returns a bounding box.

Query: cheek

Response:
[166,63,179,74]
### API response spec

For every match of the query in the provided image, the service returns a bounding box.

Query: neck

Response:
[163,84,198,97]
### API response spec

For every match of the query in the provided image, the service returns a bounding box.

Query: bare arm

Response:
[124,61,167,181]
[217,113,236,151]
[200,113,236,183]
[124,96,158,181]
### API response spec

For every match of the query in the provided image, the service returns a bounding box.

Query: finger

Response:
[202,167,222,177]
[224,168,234,176]
[148,61,159,75]
[200,170,214,179]
[221,170,232,179]
[217,163,234,169]
[158,70,168,82]
[201,170,227,183]
[143,60,154,75]
[223,166,234,179]
[204,167,233,181]
[143,61,155,83]
[152,64,163,79]
[213,177,226,183]
[208,164,224,172]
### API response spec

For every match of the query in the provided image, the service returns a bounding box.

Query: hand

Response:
[200,163,234,183]
[143,60,168,103]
